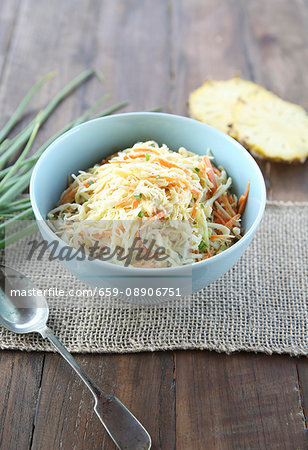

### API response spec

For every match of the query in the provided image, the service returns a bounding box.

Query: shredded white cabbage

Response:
[48,141,248,267]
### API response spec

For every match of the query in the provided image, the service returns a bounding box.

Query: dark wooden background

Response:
[0,0,307,449]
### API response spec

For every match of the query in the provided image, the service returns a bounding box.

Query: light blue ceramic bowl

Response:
[30,113,266,299]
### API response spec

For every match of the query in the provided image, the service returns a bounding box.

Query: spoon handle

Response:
[40,327,151,450]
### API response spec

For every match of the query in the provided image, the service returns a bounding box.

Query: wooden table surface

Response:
[0,1,307,449]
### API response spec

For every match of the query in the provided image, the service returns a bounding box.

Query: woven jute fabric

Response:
[0,201,307,356]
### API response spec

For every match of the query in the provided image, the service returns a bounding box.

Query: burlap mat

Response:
[0,201,307,356]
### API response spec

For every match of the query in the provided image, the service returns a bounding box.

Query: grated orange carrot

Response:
[116,194,134,208]
[213,210,226,225]
[140,210,165,230]
[156,158,190,174]
[224,213,241,229]
[92,231,113,239]
[152,211,165,220]
[59,186,78,205]
[238,180,250,215]
[203,156,218,192]
[219,193,237,217]
[191,203,198,218]
[210,234,235,241]
[191,186,201,196]
[123,153,148,160]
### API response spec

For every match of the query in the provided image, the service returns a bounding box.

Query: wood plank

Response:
[0,2,306,450]
[170,0,270,195]
[240,0,308,201]
[170,0,308,202]
[239,0,308,104]
[170,0,252,115]
[0,0,105,154]
[175,351,308,450]
[3,0,174,448]
[0,350,44,450]
[31,352,175,450]
[264,160,308,201]
[0,0,171,151]
[171,1,308,449]
[297,358,308,431]
[0,0,20,83]
[87,0,171,113]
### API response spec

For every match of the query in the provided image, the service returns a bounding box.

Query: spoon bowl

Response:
[0,265,151,450]
[0,265,48,334]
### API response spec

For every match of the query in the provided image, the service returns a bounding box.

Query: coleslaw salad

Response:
[48,141,249,267]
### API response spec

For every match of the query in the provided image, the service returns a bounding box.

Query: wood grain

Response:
[175,351,307,450]
[86,0,171,112]
[31,352,175,450]
[0,0,20,83]
[0,0,307,449]
[170,1,308,449]
[170,0,308,201]
[0,0,102,152]
[238,0,308,201]
[0,350,44,450]
[0,1,173,449]
[169,0,252,115]
[297,359,308,432]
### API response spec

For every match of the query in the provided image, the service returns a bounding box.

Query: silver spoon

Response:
[0,265,151,450]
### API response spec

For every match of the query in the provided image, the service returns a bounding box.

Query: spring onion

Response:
[0,69,130,247]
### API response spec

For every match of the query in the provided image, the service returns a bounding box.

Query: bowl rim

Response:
[30,112,266,274]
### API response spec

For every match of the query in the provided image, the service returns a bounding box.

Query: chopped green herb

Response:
[138,211,145,218]
[195,167,200,172]
[198,240,207,252]
[134,192,142,199]
[145,153,150,161]
[88,180,94,186]
[200,203,205,209]
[155,175,160,179]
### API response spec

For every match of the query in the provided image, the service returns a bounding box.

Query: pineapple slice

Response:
[232,90,308,162]
[188,77,265,134]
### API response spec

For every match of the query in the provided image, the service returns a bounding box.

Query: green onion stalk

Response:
[0,69,130,249]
